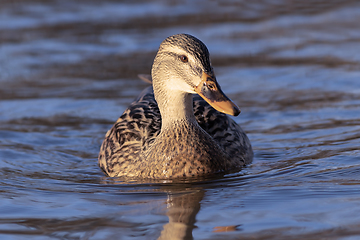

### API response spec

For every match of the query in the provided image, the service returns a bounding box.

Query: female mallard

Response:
[98,34,253,178]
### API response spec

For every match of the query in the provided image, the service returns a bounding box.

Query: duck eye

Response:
[180,55,188,63]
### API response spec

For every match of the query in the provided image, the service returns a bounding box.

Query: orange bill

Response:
[194,72,241,116]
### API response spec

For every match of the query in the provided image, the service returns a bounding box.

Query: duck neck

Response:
[153,83,197,130]
[161,91,196,130]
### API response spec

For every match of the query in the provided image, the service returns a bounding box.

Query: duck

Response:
[98,33,253,179]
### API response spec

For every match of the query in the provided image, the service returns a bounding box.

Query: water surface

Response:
[1,0,360,239]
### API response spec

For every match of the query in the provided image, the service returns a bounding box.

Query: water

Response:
[1,0,360,239]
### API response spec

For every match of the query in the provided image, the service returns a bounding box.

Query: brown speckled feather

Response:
[98,86,253,178]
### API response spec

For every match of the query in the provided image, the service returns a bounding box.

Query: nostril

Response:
[207,82,216,91]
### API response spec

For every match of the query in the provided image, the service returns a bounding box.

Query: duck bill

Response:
[194,72,241,116]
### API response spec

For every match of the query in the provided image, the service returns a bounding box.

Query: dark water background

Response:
[1,0,360,239]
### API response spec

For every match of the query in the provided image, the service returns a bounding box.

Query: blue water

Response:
[1,1,360,239]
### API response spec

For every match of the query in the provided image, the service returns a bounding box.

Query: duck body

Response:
[98,34,253,179]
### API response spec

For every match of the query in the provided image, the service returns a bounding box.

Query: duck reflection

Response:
[100,177,212,239]
[158,190,204,240]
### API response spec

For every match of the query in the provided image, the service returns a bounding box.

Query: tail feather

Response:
[138,74,152,84]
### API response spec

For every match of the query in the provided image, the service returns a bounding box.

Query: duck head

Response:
[151,34,240,116]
